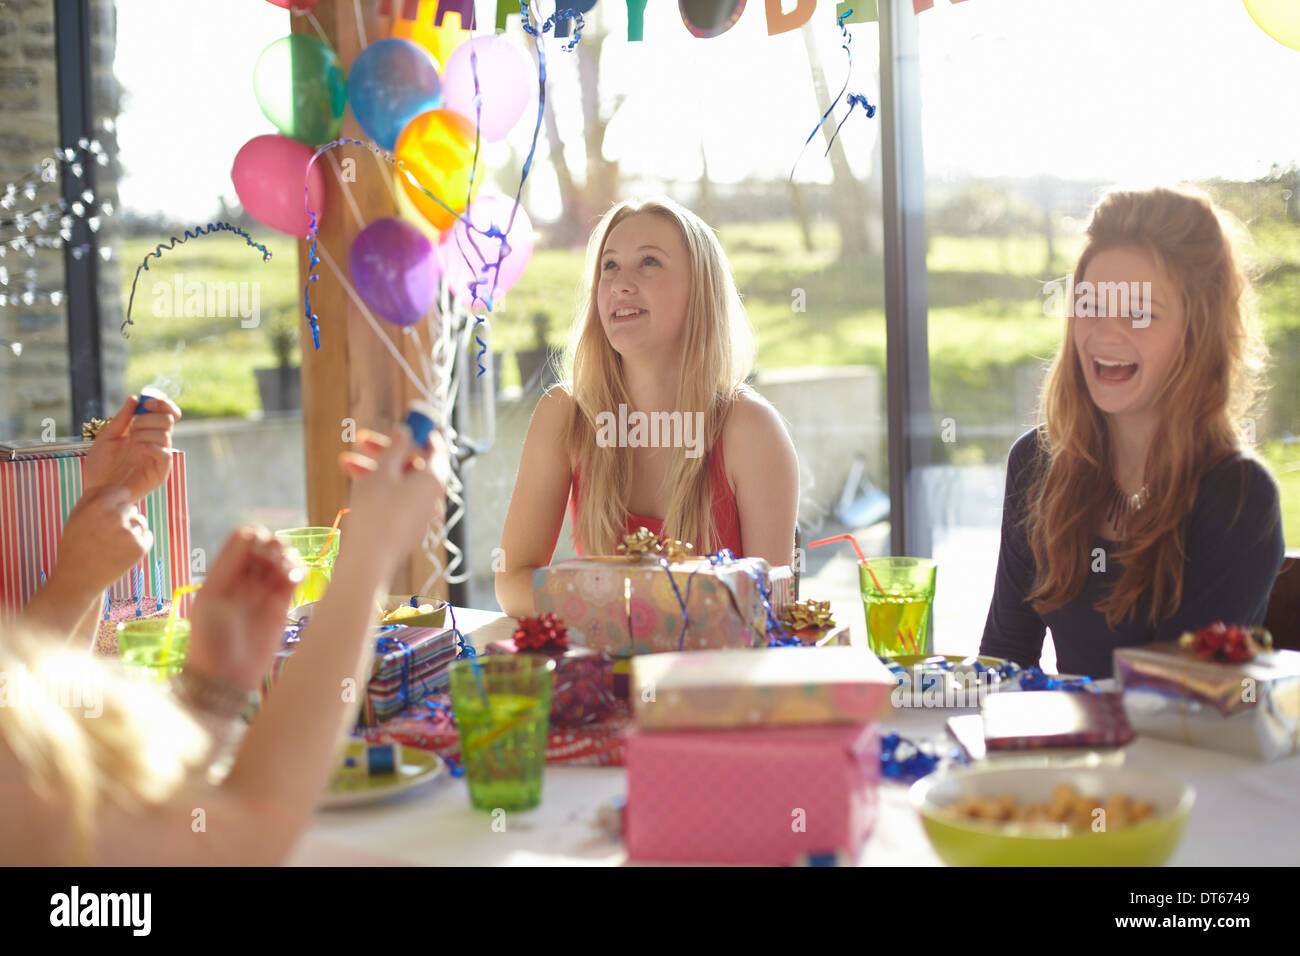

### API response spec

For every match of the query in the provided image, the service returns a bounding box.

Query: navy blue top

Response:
[980,428,1285,678]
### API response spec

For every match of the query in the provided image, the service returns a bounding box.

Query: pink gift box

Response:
[624,722,880,865]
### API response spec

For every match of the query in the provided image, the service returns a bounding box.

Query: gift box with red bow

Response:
[1114,624,1300,762]
[485,614,616,727]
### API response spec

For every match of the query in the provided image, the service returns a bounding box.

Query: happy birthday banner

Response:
[378,0,971,41]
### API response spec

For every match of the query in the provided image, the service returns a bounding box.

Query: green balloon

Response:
[253,34,347,147]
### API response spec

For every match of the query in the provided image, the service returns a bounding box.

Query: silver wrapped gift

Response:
[1114,642,1300,762]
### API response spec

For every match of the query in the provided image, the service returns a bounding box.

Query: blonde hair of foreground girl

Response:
[562,197,756,556]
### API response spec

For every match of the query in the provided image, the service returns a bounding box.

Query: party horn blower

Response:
[808,533,884,592]
[403,399,438,447]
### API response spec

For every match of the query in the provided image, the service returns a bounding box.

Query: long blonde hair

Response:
[562,197,755,555]
[1026,185,1268,628]
[0,629,207,864]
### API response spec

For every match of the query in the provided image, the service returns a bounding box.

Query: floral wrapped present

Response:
[632,645,895,731]
[532,536,777,657]
[485,614,616,727]
[624,722,880,865]
[265,625,462,726]
[1114,625,1300,762]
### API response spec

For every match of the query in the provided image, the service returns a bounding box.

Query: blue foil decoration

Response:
[1018,667,1095,692]
[122,222,272,334]
[880,731,963,783]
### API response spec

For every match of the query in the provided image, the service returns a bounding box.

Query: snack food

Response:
[946,783,1155,831]
[382,603,437,624]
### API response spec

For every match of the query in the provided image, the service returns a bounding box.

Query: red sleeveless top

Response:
[569,444,744,557]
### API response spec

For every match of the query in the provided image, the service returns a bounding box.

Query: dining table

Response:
[290,607,1300,866]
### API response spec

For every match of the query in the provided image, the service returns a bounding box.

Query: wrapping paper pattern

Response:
[624,722,880,865]
[486,638,616,726]
[0,449,191,622]
[632,645,895,731]
[1115,643,1300,762]
[265,626,460,726]
[533,556,773,657]
[363,694,632,767]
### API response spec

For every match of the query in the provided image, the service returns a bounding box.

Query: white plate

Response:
[321,741,447,809]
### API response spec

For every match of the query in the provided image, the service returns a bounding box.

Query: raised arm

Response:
[495,386,576,617]
[725,392,799,569]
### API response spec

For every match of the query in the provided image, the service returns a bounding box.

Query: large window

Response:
[912,0,1300,664]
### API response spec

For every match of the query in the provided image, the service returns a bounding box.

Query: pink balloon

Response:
[440,36,532,142]
[439,194,535,309]
[231,134,326,237]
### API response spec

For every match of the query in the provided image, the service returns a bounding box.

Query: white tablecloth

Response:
[291,609,1300,866]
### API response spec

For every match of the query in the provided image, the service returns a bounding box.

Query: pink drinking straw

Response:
[809,534,885,593]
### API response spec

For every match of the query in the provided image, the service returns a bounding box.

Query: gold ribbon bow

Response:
[656,537,696,564]
[781,599,834,633]
[617,527,660,561]
[81,418,109,440]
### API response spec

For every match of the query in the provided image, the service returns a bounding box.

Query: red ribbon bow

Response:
[513,613,569,652]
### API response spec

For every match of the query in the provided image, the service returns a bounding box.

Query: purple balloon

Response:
[348,217,439,327]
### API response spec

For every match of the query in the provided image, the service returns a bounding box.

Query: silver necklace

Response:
[1106,481,1150,537]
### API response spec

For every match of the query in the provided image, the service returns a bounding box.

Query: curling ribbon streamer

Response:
[122,222,272,334]
[788,9,877,182]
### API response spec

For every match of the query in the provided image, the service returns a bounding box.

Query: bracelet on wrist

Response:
[173,668,255,721]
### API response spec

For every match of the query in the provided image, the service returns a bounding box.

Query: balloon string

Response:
[122,222,272,334]
[352,0,369,48]
[789,9,876,182]
[315,238,434,403]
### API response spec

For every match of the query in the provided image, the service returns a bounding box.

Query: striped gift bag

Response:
[0,448,192,623]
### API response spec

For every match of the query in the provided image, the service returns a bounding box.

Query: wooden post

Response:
[294,1,448,600]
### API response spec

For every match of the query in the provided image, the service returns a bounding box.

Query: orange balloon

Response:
[388,0,469,70]
[395,109,482,232]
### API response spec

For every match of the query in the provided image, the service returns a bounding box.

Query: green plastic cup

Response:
[449,655,555,812]
[274,526,340,609]
[861,557,937,658]
[118,618,191,680]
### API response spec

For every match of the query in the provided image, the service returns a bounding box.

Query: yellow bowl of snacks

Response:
[911,765,1194,866]
[290,595,449,631]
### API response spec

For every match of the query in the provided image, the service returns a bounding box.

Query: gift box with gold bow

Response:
[1114,639,1300,762]
[532,533,780,657]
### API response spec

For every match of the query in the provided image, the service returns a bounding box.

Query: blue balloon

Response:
[347,37,442,151]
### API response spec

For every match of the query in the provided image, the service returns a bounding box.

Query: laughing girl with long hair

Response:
[494,198,800,617]
[981,186,1285,677]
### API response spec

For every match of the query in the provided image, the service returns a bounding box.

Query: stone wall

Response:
[0,0,124,441]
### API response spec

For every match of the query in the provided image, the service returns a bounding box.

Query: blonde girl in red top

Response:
[495,197,799,617]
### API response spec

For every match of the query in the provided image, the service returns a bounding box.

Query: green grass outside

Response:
[120,215,1300,541]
